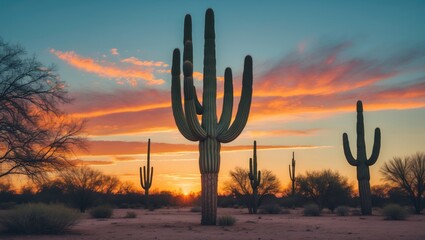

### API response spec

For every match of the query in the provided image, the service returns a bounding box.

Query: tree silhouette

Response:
[224,167,280,213]
[296,169,353,211]
[0,38,84,182]
[381,152,425,214]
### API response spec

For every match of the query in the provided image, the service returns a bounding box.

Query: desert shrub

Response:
[303,204,321,216]
[350,208,362,216]
[0,203,79,234]
[217,215,236,226]
[259,204,282,214]
[190,206,201,212]
[89,205,113,219]
[382,204,408,220]
[124,211,137,218]
[335,206,349,216]
[0,202,17,210]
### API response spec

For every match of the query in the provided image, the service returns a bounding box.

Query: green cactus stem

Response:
[140,139,154,209]
[342,100,381,215]
[171,9,253,225]
[248,141,261,214]
[289,152,296,208]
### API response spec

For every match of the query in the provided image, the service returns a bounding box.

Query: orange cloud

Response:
[110,48,119,55]
[246,129,320,137]
[121,57,168,67]
[50,49,165,85]
[71,159,115,166]
[65,89,170,119]
[74,140,325,157]
[63,42,425,137]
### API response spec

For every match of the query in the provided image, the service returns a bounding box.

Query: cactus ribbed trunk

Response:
[343,100,380,216]
[199,138,220,225]
[252,188,258,214]
[171,9,253,225]
[199,138,220,173]
[201,173,218,225]
[358,179,372,215]
[144,189,150,209]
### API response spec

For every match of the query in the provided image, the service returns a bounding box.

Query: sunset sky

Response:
[1,1,425,194]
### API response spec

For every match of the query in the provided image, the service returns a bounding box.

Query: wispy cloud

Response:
[50,49,165,85]
[74,140,327,157]
[71,159,115,166]
[63,41,425,137]
[121,57,168,67]
[246,129,321,137]
[110,48,119,56]
[251,41,425,118]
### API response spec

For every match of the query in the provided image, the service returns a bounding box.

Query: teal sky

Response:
[1,0,425,192]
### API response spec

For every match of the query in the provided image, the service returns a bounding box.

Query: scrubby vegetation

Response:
[89,205,113,219]
[335,206,349,216]
[303,204,321,216]
[124,211,137,218]
[190,206,201,212]
[0,203,79,234]
[217,215,236,226]
[382,204,408,220]
[259,204,283,214]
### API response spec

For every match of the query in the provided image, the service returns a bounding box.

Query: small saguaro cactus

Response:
[342,100,381,215]
[289,152,296,208]
[140,139,154,209]
[171,9,253,225]
[248,141,261,214]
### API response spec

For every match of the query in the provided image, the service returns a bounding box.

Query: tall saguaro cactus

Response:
[248,141,261,214]
[289,152,296,208]
[342,100,381,215]
[140,139,154,209]
[171,9,253,225]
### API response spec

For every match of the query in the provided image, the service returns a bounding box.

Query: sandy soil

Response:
[2,207,425,240]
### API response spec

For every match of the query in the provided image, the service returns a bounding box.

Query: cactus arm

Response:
[183,15,203,115]
[183,61,207,139]
[248,158,254,180]
[202,8,218,136]
[343,133,358,166]
[257,170,261,186]
[143,166,148,188]
[171,49,199,141]
[217,68,234,135]
[139,167,145,189]
[367,128,381,166]
[217,56,253,143]
[147,167,153,188]
[289,165,293,180]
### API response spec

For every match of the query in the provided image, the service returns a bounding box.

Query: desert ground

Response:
[2,207,425,240]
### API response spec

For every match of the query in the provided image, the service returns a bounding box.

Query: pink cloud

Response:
[121,57,168,67]
[110,48,119,55]
[50,49,165,85]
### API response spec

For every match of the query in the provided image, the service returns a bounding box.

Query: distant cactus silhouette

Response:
[140,139,154,210]
[171,9,253,225]
[289,152,296,208]
[248,141,261,214]
[342,100,381,215]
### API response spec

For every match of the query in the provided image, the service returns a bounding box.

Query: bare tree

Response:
[296,169,353,211]
[59,166,105,212]
[223,167,281,213]
[381,152,425,214]
[0,38,85,182]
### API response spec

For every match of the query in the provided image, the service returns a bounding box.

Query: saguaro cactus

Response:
[171,9,253,225]
[248,141,261,214]
[140,139,154,209]
[342,100,381,215]
[289,152,296,208]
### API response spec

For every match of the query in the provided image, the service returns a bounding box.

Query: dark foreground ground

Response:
[1,207,425,240]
